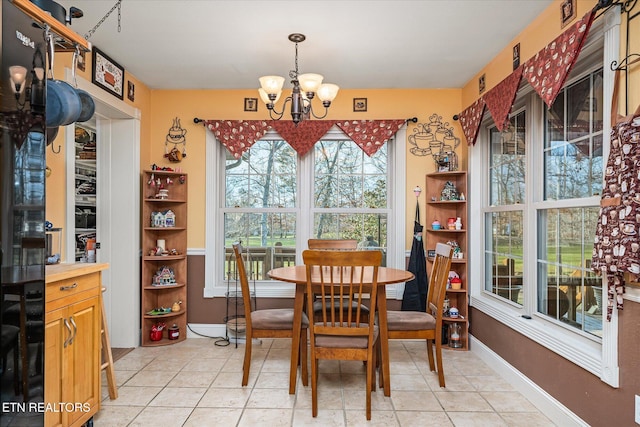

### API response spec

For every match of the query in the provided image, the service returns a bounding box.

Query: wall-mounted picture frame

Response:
[244,97,258,112]
[127,81,135,102]
[77,50,86,72]
[513,43,521,71]
[353,98,367,112]
[427,249,436,259]
[479,74,486,95]
[561,0,576,28]
[92,47,124,100]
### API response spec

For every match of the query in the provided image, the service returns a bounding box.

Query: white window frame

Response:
[204,125,406,299]
[469,8,621,387]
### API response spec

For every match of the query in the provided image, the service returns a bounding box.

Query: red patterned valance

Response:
[458,99,486,146]
[458,9,596,143]
[335,120,406,156]
[483,65,524,132]
[202,119,405,158]
[203,120,271,159]
[270,121,336,157]
[522,10,595,108]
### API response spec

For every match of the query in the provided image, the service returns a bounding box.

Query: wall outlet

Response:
[635,395,640,424]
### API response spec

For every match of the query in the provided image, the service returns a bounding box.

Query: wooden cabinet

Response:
[425,171,469,350]
[45,263,107,427]
[141,170,188,346]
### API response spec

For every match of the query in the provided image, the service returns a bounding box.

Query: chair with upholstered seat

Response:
[303,249,382,420]
[233,243,309,389]
[381,242,453,388]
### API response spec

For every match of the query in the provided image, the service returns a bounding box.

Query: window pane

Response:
[225,140,297,208]
[224,212,297,280]
[537,207,602,336]
[544,70,604,200]
[489,112,526,206]
[315,141,387,209]
[484,211,524,304]
[313,213,388,265]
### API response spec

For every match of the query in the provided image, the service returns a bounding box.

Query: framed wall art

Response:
[92,47,124,100]
[353,98,367,112]
[244,97,258,112]
[561,0,576,28]
[127,81,136,102]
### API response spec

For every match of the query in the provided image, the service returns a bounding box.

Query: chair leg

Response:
[13,344,19,395]
[426,338,436,372]
[311,357,318,417]
[435,341,445,388]
[242,334,252,386]
[365,352,372,421]
[300,328,308,386]
[377,340,385,391]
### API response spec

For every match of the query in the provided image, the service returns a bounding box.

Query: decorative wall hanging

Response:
[408,114,460,170]
[164,117,187,162]
[92,46,124,100]
[479,74,486,95]
[513,43,521,71]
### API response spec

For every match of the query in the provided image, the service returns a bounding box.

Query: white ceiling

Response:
[57,0,553,91]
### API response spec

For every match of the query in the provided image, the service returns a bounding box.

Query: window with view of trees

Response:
[485,111,526,305]
[221,131,391,282]
[538,69,603,337]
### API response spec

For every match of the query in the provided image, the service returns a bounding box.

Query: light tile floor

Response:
[96,338,557,426]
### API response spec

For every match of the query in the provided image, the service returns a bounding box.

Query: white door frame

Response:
[64,69,141,348]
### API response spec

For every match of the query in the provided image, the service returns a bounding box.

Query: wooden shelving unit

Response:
[141,170,188,346]
[425,171,469,350]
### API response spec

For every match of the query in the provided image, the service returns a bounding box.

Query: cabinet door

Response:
[67,296,101,427]
[44,306,67,427]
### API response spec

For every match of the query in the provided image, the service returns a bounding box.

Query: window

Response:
[469,9,620,386]
[205,126,406,298]
[312,140,389,261]
[485,112,526,305]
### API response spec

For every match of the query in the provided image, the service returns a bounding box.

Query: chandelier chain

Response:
[84,0,122,40]
[290,42,300,80]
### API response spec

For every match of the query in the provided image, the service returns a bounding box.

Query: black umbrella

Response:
[401,200,428,311]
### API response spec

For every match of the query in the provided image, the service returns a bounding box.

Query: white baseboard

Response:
[470,336,588,427]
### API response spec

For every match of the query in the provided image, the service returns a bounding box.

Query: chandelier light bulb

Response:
[259,75,285,96]
[298,73,323,94]
[317,83,339,103]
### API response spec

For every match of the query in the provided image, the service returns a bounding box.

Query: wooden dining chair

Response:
[303,249,382,420]
[233,243,309,389]
[307,239,370,322]
[382,242,453,388]
[307,238,358,250]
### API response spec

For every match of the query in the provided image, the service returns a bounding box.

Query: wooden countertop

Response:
[46,263,109,283]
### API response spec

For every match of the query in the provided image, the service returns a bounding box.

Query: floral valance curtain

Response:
[202,119,406,158]
[459,9,595,145]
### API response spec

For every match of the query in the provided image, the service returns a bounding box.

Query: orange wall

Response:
[148,88,464,248]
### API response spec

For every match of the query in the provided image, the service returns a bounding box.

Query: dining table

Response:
[267,264,414,396]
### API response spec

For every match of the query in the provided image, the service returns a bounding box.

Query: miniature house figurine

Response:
[164,209,176,227]
[153,265,176,286]
[151,211,165,227]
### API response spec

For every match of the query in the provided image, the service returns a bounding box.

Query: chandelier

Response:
[258,33,339,125]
